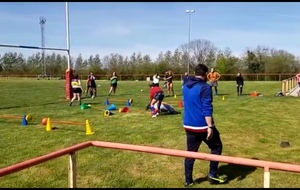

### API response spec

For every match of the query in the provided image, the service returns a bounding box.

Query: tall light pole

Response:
[186,9,195,75]
[39,17,46,77]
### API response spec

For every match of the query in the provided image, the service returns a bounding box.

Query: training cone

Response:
[46,118,52,132]
[21,115,28,126]
[85,119,95,135]
[222,96,225,101]
[174,94,177,98]
[105,98,110,105]
[178,100,183,108]
[251,91,259,97]
[106,104,116,111]
[104,110,114,116]
[26,114,33,122]
[119,107,129,113]
[126,100,131,106]
[80,103,91,110]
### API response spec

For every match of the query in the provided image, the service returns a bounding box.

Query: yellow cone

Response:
[85,119,95,135]
[104,110,110,116]
[174,94,177,98]
[222,96,225,101]
[26,114,33,122]
[46,118,52,132]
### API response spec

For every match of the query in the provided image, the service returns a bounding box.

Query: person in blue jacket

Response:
[182,63,227,187]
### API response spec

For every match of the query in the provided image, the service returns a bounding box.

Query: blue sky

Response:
[1,2,300,60]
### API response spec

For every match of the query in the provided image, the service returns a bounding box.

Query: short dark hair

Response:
[73,74,79,79]
[194,64,208,77]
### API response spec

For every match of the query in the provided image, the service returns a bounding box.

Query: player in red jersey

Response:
[149,82,165,118]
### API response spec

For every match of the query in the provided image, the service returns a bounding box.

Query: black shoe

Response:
[208,175,227,184]
[69,102,73,106]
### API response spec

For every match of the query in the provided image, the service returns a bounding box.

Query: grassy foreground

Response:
[0,79,299,188]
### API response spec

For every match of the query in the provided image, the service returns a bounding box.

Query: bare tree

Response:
[180,39,218,70]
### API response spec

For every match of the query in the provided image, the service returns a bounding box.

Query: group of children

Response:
[69,71,118,106]
[68,67,300,120]
[147,69,247,117]
[69,69,247,117]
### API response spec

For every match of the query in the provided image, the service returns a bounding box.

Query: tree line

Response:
[0,38,299,78]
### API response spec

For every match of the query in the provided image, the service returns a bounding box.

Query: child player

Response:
[149,80,165,118]
[70,74,83,106]
[86,71,97,98]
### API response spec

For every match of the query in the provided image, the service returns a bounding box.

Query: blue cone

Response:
[106,104,116,111]
[21,115,28,126]
[105,98,110,105]
[126,100,131,106]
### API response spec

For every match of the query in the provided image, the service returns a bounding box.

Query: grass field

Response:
[0,79,300,188]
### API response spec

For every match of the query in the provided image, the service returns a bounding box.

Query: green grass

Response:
[0,79,300,188]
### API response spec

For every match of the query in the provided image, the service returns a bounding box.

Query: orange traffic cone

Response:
[178,100,183,108]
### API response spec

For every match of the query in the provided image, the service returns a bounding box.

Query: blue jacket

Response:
[182,76,213,132]
[183,76,189,86]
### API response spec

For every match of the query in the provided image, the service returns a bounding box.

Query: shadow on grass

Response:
[192,162,257,185]
[158,112,182,116]
[50,127,85,133]
[194,176,209,184]
[218,162,257,182]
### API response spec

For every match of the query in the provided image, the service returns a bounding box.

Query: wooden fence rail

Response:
[281,76,297,95]
[1,141,300,188]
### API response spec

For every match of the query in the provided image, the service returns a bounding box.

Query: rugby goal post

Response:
[0,2,73,100]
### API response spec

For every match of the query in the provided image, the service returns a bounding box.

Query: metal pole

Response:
[186,10,194,75]
[66,2,71,70]
[188,13,191,75]
[39,17,46,77]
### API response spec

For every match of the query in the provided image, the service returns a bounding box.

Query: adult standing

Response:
[236,72,244,96]
[207,68,221,95]
[182,63,226,186]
